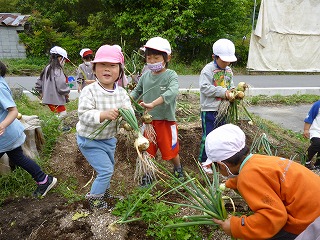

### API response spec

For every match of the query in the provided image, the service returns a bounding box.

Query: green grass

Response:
[1,57,82,77]
[248,94,319,105]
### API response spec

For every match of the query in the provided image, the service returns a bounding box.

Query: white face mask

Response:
[220,162,238,179]
[147,61,164,72]
[84,61,91,66]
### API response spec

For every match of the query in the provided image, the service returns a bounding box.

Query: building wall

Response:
[0,26,26,59]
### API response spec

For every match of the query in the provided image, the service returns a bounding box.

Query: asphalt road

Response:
[5,74,320,90]
[247,104,310,134]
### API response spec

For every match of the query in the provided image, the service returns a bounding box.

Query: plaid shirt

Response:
[76,82,133,139]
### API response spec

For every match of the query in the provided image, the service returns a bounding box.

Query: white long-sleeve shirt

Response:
[76,82,133,139]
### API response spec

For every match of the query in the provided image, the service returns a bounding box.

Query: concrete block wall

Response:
[0,26,26,59]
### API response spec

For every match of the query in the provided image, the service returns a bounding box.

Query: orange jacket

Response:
[226,154,320,240]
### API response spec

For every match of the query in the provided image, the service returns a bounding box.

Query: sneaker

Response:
[62,126,71,132]
[104,189,124,201]
[140,174,153,188]
[201,164,213,174]
[305,162,315,170]
[314,164,320,170]
[86,193,108,210]
[173,167,185,181]
[33,175,57,197]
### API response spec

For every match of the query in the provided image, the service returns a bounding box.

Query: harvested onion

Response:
[237,82,248,92]
[122,122,132,131]
[134,134,150,152]
[17,112,22,120]
[141,113,153,124]
[235,91,245,99]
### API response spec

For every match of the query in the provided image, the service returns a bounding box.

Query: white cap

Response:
[144,37,171,55]
[205,124,245,163]
[50,46,70,61]
[79,48,93,58]
[212,39,237,62]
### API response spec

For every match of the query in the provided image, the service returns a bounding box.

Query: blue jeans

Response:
[77,135,116,195]
[269,229,297,240]
[198,111,225,163]
[0,146,46,183]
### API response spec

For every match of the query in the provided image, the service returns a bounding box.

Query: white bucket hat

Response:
[204,124,245,164]
[144,37,171,55]
[50,46,70,62]
[212,39,237,62]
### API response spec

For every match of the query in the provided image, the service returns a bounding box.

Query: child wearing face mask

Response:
[130,36,184,187]
[76,44,134,210]
[198,39,237,174]
[35,46,70,119]
[76,48,96,92]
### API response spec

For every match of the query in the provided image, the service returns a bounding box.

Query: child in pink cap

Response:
[76,45,134,210]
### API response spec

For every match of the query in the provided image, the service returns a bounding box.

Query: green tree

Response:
[0,0,19,12]
[13,0,255,65]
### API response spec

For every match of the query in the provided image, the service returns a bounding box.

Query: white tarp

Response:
[247,0,320,72]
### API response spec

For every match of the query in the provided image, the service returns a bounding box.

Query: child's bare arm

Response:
[0,106,18,136]
[140,96,164,111]
[303,122,311,139]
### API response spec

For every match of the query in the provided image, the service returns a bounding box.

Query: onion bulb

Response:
[122,122,132,131]
[134,134,150,152]
[235,91,245,99]
[237,82,248,92]
[219,183,226,191]
[141,113,153,124]
[227,91,235,102]
[17,112,22,120]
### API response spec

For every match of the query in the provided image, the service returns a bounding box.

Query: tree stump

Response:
[0,115,45,175]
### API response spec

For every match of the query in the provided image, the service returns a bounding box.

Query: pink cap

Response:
[91,45,124,64]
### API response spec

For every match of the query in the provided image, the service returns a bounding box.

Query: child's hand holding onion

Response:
[225,89,236,102]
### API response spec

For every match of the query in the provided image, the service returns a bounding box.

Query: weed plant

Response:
[111,187,203,240]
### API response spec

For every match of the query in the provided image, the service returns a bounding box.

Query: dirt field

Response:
[0,94,317,240]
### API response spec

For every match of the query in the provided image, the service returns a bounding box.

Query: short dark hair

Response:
[223,145,250,166]
[83,54,93,61]
[0,61,7,77]
[145,48,169,68]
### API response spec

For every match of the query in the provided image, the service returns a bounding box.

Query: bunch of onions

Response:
[118,108,158,184]
[226,89,245,103]
[216,82,252,125]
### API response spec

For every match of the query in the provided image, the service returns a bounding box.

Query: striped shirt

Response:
[76,81,133,139]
